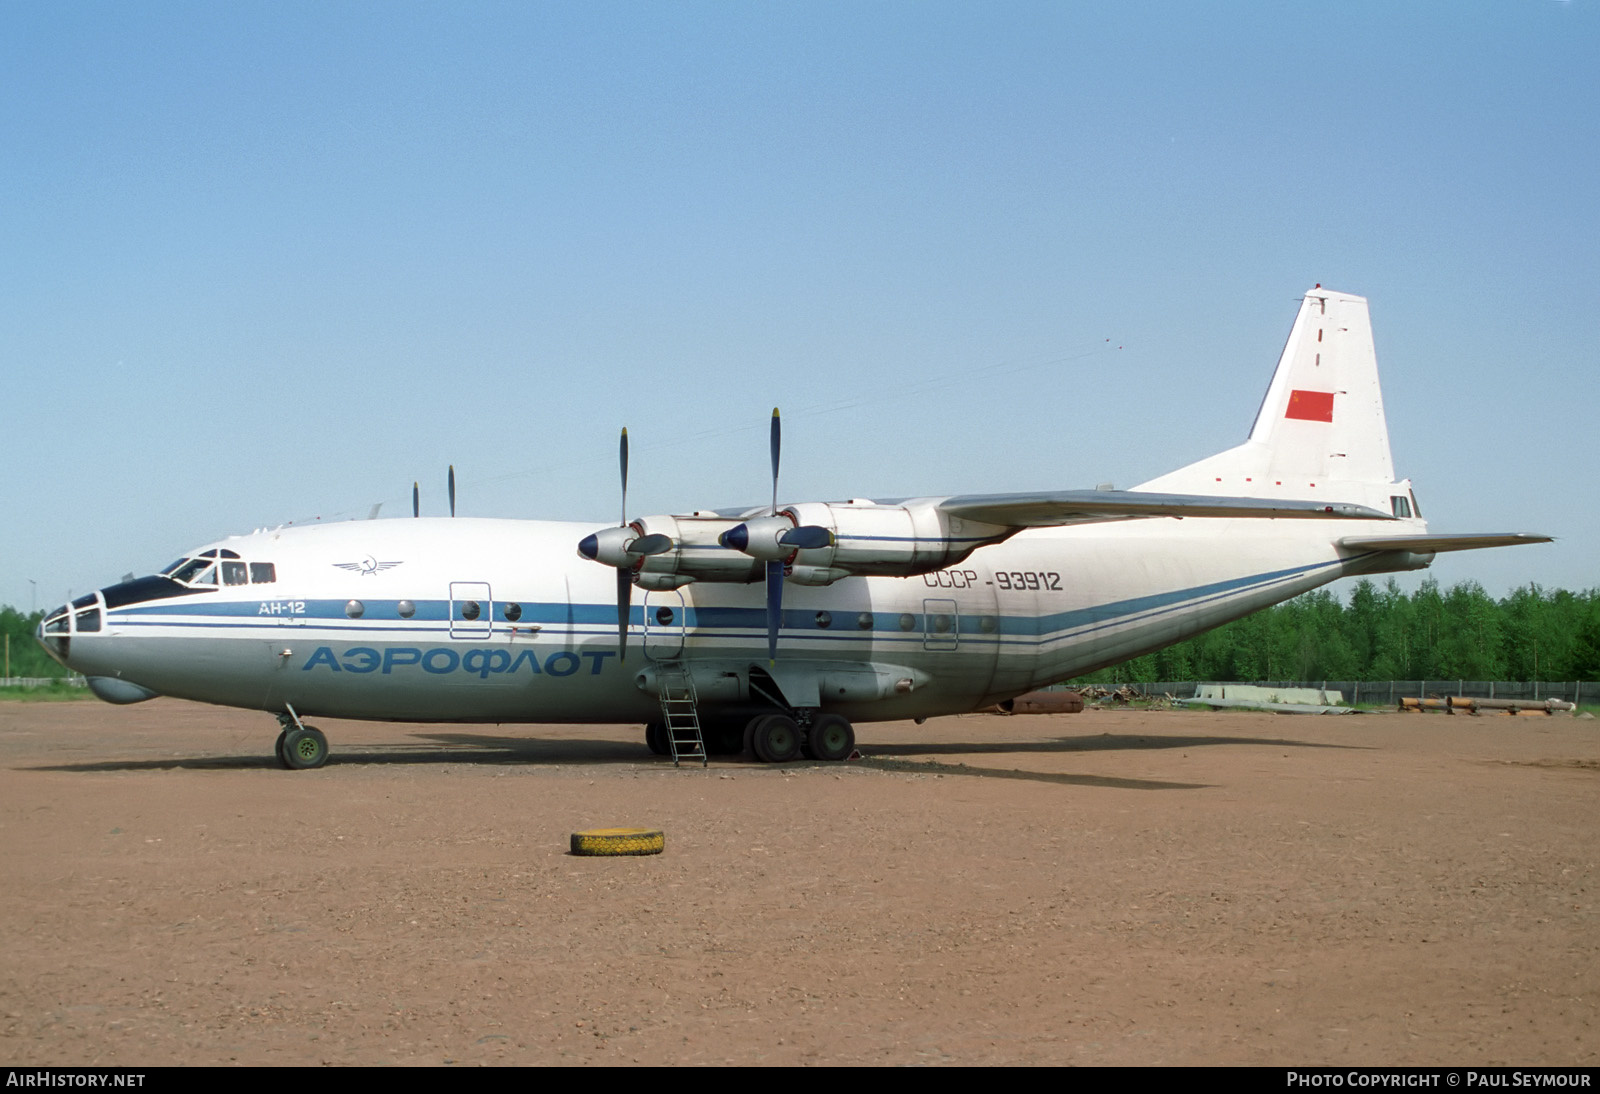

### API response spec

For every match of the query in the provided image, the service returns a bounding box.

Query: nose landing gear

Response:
[274,704,330,769]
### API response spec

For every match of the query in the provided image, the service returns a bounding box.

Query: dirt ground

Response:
[1,698,1596,1066]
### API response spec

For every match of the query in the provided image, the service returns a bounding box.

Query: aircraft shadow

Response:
[28,731,1349,786]
[865,732,1370,758]
[28,736,652,773]
[851,756,1211,791]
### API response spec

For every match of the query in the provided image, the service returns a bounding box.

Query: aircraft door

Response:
[450,582,492,640]
[922,598,959,651]
[643,590,685,661]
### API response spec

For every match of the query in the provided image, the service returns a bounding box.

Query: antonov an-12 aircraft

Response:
[39,288,1549,768]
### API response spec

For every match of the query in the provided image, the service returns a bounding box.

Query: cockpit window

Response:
[222,561,248,586]
[250,562,276,584]
[170,558,217,586]
[160,559,186,576]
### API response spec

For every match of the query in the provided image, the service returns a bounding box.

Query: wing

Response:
[938,489,1393,528]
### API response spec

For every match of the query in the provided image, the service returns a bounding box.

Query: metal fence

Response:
[0,675,87,688]
[1133,680,1599,705]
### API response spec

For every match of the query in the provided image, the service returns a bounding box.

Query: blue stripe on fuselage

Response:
[102,556,1353,647]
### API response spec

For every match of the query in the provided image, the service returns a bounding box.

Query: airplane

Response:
[37,287,1551,769]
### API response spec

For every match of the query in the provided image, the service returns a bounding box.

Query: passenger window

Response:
[222,561,248,585]
[250,563,276,584]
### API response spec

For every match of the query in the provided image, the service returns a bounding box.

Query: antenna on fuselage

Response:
[412,482,420,518]
[448,465,456,517]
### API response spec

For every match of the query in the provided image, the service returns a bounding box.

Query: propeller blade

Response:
[616,428,633,662]
[412,482,419,519]
[769,408,781,514]
[448,465,456,518]
[778,525,834,550]
[616,568,633,664]
[619,427,629,527]
[765,559,784,664]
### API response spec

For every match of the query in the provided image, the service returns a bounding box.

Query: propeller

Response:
[765,409,783,663]
[616,428,631,661]
[448,465,456,518]
[715,408,834,663]
[574,428,673,662]
[412,482,419,518]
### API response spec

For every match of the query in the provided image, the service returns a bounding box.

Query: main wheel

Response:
[750,714,801,764]
[281,726,329,770]
[807,713,856,762]
[644,722,669,756]
[274,729,290,769]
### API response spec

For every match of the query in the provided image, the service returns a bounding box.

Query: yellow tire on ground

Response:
[570,827,665,856]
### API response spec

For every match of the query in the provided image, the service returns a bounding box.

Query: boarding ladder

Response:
[655,661,706,767]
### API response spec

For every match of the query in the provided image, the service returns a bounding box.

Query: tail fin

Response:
[1137,287,1411,514]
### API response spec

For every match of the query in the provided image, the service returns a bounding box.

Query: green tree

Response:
[1,608,67,679]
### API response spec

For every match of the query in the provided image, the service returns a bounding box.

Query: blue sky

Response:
[3,1,1595,611]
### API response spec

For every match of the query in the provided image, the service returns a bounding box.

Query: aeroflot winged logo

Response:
[332,556,404,576]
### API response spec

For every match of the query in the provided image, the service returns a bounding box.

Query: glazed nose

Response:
[36,592,103,665]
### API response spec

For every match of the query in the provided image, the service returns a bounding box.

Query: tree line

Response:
[1076,579,1600,686]
[1,608,67,678]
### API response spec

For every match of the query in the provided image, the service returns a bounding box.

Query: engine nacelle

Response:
[628,513,766,585]
[580,501,1015,588]
[777,500,1012,578]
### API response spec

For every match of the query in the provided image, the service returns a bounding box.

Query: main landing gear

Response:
[643,710,856,764]
[274,703,329,770]
[743,711,856,764]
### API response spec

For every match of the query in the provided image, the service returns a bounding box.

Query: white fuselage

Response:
[52,514,1421,725]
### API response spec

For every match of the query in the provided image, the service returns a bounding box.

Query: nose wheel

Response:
[277,726,329,769]
[274,704,330,769]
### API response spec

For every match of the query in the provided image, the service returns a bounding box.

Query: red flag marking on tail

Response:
[1285,389,1335,422]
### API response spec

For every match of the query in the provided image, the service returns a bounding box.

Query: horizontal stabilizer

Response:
[941,490,1393,528]
[1338,532,1553,554]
